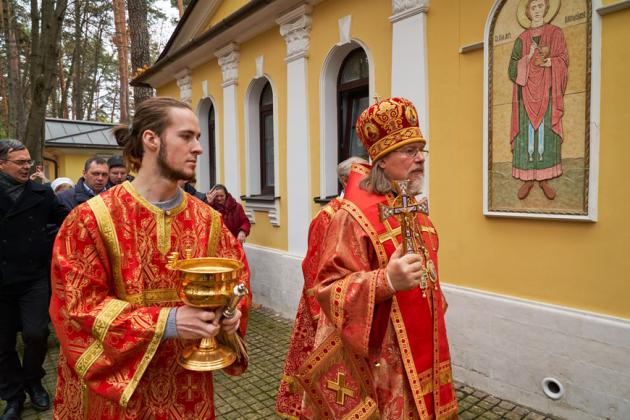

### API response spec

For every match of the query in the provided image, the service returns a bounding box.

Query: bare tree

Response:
[112,0,129,121]
[0,0,9,133]
[1,0,26,138]
[22,0,68,162]
[127,0,153,107]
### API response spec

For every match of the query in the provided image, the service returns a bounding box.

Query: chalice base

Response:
[178,339,237,371]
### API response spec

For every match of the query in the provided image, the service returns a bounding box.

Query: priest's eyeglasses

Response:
[395,146,429,159]
[1,159,35,167]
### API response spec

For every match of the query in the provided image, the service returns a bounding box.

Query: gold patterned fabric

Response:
[50,182,251,419]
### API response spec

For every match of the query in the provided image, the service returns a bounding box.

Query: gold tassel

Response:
[216,331,249,363]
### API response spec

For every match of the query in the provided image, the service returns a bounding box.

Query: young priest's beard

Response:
[157,139,194,182]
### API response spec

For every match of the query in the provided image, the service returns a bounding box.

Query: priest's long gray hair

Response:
[359,158,423,196]
[360,161,393,195]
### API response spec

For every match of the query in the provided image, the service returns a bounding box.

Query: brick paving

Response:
[3,307,562,419]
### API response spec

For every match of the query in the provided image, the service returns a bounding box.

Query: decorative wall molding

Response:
[175,69,192,105]
[201,79,208,97]
[277,5,313,63]
[243,199,281,226]
[256,56,264,78]
[338,15,352,45]
[597,0,630,15]
[459,41,484,54]
[215,43,240,87]
[390,0,429,23]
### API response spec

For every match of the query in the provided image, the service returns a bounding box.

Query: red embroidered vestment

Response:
[276,198,342,419]
[50,182,251,419]
[296,165,457,419]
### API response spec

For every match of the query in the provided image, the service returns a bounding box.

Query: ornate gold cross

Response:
[379,180,423,255]
[326,371,354,406]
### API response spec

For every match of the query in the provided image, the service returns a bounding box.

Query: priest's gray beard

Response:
[407,176,424,196]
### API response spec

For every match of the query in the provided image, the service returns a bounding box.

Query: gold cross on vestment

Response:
[327,371,355,406]
[379,180,424,255]
[378,221,401,247]
[185,375,200,401]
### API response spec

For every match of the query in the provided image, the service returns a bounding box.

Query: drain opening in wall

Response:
[541,377,564,400]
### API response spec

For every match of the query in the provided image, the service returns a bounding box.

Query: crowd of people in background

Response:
[32,153,250,245]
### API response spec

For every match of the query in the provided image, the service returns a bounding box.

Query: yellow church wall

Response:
[306,0,393,217]
[235,27,288,250]
[190,60,225,183]
[46,148,116,182]
[156,80,180,100]
[207,0,249,29]
[427,0,630,318]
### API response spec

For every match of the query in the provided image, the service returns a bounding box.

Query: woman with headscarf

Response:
[206,184,251,244]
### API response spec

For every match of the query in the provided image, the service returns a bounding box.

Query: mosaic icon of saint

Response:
[508,0,568,200]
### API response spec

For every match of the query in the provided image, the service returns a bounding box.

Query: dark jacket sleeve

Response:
[47,189,69,226]
[236,203,251,235]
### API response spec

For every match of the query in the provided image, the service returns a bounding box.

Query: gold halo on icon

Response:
[516,0,561,29]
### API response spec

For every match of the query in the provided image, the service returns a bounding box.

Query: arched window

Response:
[208,105,216,187]
[259,82,274,195]
[337,48,370,167]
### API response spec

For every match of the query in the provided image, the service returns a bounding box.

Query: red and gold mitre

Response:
[355,97,425,161]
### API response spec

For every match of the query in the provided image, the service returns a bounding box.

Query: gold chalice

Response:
[167,250,247,371]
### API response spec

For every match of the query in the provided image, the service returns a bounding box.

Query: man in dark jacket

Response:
[0,139,68,419]
[106,155,133,188]
[57,156,108,210]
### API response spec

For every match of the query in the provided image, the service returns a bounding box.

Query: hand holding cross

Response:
[379,180,436,295]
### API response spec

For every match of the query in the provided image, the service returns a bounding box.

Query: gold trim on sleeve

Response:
[119,307,170,407]
[74,341,103,380]
[74,299,129,379]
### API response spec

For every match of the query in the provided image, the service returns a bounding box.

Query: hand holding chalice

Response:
[167,250,248,371]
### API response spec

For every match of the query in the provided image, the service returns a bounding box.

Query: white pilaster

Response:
[215,43,241,200]
[175,69,192,106]
[277,5,312,256]
[390,0,430,195]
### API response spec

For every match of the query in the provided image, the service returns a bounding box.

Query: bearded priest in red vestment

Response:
[293,98,457,419]
[276,156,366,419]
[49,97,251,420]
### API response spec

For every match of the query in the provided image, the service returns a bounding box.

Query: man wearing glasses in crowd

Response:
[0,139,68,420]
